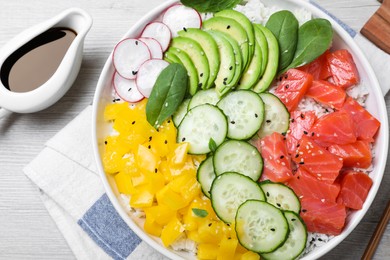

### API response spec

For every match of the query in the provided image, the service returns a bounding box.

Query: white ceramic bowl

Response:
[92,0,389,259]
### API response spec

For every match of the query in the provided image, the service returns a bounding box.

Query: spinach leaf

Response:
[266,10,299,72]
[284,18,333,72]
[208,138,217,153]
[180,0,242,13]
[192,208,208,218]
[146,63,188,129]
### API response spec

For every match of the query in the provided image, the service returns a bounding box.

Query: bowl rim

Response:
[92,0,389,259]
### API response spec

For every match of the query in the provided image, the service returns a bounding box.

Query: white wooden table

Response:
[0,0,388,259]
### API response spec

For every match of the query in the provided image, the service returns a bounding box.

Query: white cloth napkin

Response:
[23,2,390,260]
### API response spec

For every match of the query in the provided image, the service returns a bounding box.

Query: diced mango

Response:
[198,243,218,260]
[160,217,184,247]
[144,215,163,237]
[136,144,160,174]
[104,102,129,121]
[156,185,188,210]
[198,221,225,244]
[130,189,154,208]
[241,251,260,260]
[114,172,134,195]
[158,118,177,145]
[217,237,238,260]
[144,204,176,226]
[170,142,190,165]
[103,151,125,174]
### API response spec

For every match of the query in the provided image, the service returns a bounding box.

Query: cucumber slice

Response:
[172,99,190,127]
[260,181,301,214]
[235,200,289,253]
[257,93,290,138]
[188,89,220,110]
[217,90,265,140]
[261,211,307,260]
[177,104,227,154]
[213,140,263,181]
[197,156,215,198]
[210,172,265,223]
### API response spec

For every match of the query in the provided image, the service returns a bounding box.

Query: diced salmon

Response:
[327,49,360,88]
[274,69,313,112]
[310,111,356,147]
[340,97,380,142]
[300,197,346,235]
[298,50,332,80]
[328,140,372,169]
[337,170,373,210]
[292,135,343,183]
[257,132,293,182]
[285,111,317,154]
[306,80,346,110]
[287,168,340,202]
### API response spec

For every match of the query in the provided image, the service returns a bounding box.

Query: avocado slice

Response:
[165,48,199,96]
[214,9,255,70]
[253,25,269,77]
[178,28,220,89]
[207,31,236,96]
[252,24,279,93]
[164,50,181,64]
[170,37,210,91]
[203,17,250,72]
[238,33,262,90]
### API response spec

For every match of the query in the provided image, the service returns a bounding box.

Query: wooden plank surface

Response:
[0,0,389,259]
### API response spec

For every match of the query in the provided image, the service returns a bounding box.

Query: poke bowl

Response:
[92,0,389,259]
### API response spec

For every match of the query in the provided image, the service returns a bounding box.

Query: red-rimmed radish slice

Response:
[141,22,172,51]
[113,72,144,103]
[136,59,169,98]
[162,4,202,37]
[112,38,151,79]
[139,37,163,59]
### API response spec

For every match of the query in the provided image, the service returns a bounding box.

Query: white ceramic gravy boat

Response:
[0,8,92,118]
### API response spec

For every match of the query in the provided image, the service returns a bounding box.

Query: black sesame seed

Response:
[183,27,187,32]
[276,203,281,207]
[300,114,305,119]
[182,137,186,142]
[128,87,132,92]
[104,141,107,145]
[164,140,168,144]
[291,118,295,123]
[132,71,137,75]
[228,237,231,240]
[208,223,212,227]
[200,73,203,77]
[297,176,300,179]
[132,121,136,125]
[155,168,158,173]
[266,192,270,197]
[148,145,151,149]
[295,154,299,158]
[311,237,316,242]
[227,25,231,29]
[270,228,276,232]
[284,74,288,79]
[297,144,300,148]
[291,218,296,221]
[168,120,171,123]
[280,155,284,159]
[227,224,230,227]
[325,108,329,112]
[255,113,258,118]
[281,132,286,136]
[318,238,323,241]
[231,121,236,124]
[149,136,152,142]
[198,83,203,88]
[229,66,233,70]
[302,209,307,213]
[266,120,271,123]
[311,132,315,136]
[299,161,305,165]
[285,84,289,89]
[223,77,228,82]
[135,40,138,45]
[303,131,308,135]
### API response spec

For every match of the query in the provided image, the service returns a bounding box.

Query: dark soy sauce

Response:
[0,28,77,93]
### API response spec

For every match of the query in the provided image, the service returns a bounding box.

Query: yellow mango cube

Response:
[156,185,188,210]
[169,142,189,165]
[160,217,183,247]
[197,243,218,260]
[114,172,134,195]
[158,118,177,145]
[241,251,260,260]
[217,237,238,260]
[198,221,225,244]
[144,204,176,226]
[104,102,129,121]
[136,145,160,174]
[130,189,154,208]
[144,215,163,237]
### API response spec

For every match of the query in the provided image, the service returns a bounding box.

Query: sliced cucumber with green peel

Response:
[197,156,215,198]
[178,28,220,89]
[213,140,263,181]
[257,93,290,138]
[172,99,190,127]
[260,181,301,214]
[261,211,307,260]
[167,48,199,96]
[210,172,265,223]
[177,104,227,154]
[188,89,220,110]
[217,90,265,140]
[170,37,210,90]
[235,200,289,253]
[253,24,279,93]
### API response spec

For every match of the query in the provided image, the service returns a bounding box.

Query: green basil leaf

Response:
[146,63,188,129]
[208,138,217,153]
[266,10,299,72]
[192,208,208,218]
[283,18,333,73]
[180,0,242,13]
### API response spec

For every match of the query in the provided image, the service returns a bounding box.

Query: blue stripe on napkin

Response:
[310,0,357,38]
[77,194,141,260]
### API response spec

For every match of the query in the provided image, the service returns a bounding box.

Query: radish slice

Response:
[112,38,151,79]
[136,59,169,98]
[139,37,163,59]
[162,4,202,37]
[141,22,172,51]
[113,72,144,103]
